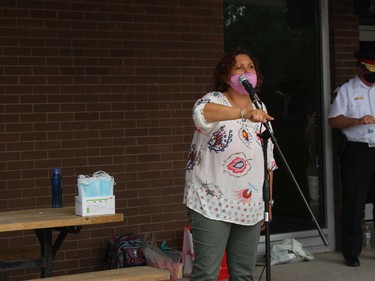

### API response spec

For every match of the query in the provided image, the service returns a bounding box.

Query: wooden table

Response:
[0,206,123,278]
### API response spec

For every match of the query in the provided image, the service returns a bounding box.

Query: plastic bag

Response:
[270,238,315,266]
[181,226,229,280]
[182,226,194,277]
[142,232,177,281]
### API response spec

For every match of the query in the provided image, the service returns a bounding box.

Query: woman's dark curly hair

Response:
[213,48,263,92]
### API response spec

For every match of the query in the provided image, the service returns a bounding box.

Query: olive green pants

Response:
[188,208,261,281]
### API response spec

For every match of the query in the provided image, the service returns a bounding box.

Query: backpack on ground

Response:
[105,233,146,269]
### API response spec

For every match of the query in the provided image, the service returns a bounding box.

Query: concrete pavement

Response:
[181,250,375,281]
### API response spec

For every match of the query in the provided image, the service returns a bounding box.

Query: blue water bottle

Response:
[51,168,63,208]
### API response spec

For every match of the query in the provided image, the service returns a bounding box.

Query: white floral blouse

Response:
[184,91,277,226]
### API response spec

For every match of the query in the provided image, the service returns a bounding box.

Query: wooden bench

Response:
[0,245,40,281]
[26,266,170,281]
[0,245,40,261]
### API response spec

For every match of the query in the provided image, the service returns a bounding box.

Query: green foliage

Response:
[223,3,317,88]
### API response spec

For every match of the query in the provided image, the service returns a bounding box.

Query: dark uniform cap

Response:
[354,49,375,61]
[354,48,375,72]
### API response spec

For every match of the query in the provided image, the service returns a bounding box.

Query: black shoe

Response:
[344,257,360,267]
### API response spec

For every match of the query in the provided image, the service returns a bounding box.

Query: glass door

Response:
[223,0,325,234]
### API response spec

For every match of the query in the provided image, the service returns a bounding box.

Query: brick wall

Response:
[328,0,360,250]
[0,1,223,279]
[329,0,359,88]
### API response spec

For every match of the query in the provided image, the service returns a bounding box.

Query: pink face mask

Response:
[228,73,257,95]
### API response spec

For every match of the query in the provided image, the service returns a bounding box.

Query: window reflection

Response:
[223,0,324,234]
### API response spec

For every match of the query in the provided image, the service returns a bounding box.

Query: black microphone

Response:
[239,75,273,135]
[238,74,262,108]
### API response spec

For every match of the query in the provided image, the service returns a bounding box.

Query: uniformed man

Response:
[328,48,375,267]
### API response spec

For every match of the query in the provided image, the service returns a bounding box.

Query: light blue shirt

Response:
[328,75,375,143]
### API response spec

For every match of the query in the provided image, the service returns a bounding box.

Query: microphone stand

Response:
[259,127,272,281]
[245,84,329,281]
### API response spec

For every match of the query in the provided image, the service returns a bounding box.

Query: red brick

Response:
[0,0,313,278]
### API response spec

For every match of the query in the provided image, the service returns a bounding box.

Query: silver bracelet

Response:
[240,108,246,122]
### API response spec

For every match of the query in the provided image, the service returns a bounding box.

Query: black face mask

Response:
[363,72,375,84]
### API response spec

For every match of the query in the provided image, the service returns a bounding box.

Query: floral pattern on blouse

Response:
[184,91,277,225]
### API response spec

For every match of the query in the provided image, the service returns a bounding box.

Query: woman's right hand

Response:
[246,109,274,123]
